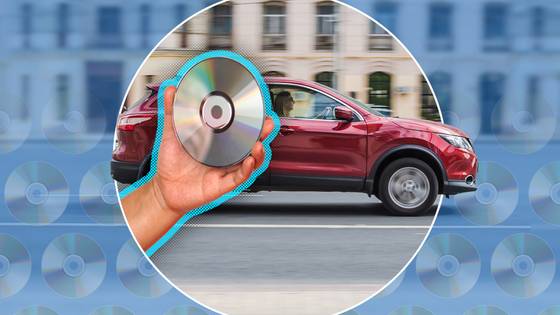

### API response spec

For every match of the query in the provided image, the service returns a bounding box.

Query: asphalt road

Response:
[151,192,436,315]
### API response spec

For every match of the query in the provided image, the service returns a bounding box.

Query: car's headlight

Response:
[439,134,473,151]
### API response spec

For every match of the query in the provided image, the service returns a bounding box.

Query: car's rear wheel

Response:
[378,158,438,216]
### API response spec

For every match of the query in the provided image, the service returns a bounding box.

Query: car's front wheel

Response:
[378,158,439,216]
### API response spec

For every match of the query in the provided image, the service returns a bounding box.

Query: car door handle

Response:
[279,126,295,136]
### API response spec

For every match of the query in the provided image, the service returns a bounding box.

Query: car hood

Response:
[388,117,469,137]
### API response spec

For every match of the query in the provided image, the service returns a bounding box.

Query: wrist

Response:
[150,176,179,217]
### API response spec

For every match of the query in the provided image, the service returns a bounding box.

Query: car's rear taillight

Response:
[117,115,152,131]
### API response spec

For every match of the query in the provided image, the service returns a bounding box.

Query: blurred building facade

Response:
[132,0,434,121]
[0,0,558,141]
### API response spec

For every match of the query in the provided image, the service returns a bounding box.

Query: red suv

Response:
[112,77,477,215]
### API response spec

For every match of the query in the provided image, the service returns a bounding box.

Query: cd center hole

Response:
[211,105,223,119]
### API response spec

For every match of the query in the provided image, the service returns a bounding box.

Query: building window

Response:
[483,3,510,51]
[420,76,439,121]
[315,72,335,88]
[527,75,540,120]
[263,71,285,77]
[140,4,151,48]
[480,73,505,134]
[428,3,453,51]
[96,6,123,48]
[263,2,286,50]
[174,4,188,48]
[20,75,30,120]
[21,3,32,48]
[369,21,393,50]
[531,7,544,38]
[374,2,398,35]
[209,3,233,49]
[56,75,70,120]
[57,3,69,48]
[316,2,335,50]
[368,72,391,110]
[429,72,452,122]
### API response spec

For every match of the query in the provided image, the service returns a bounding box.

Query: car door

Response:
[269,84,368,191]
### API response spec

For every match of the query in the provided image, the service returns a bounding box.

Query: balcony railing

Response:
[315,34,334,50]
[369,34,393,51]
[263,34,286,50]
[208,34,232,49]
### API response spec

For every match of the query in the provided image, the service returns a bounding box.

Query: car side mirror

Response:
[334,106,353,122]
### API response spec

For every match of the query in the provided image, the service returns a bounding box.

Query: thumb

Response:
[163,86,176,135]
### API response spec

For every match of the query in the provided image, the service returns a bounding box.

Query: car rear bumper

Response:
[442,180,477,195]
[111,159,140,184]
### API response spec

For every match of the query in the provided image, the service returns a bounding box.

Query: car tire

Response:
[378,158,439,216]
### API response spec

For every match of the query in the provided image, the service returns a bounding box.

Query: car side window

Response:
[270,85,341,120]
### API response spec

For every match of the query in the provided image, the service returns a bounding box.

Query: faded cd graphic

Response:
[389,306,433,315]
[416,233,480,298]
[454,162,518,225]
[117,239,171,298]
[89,306,133,315]
[42,234,106,298]
[15,306,58,315]
[491,233,555,298]
[5,161,69,224]
[439,93,480,141]
[165,306,209,315]
[80,162,123,224]
[464,305,508,315]
[375,271,405,298]
[0,234,31,298]
[540,306,560,315]
[41,95,106,154]
[494,99,556,154]
[173,54,265,167]
[0,110,31,153]
[529,161,560,225]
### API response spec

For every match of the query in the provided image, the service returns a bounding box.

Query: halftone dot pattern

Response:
[41,97,106,155]
[5,161,69,224]
[491,233,555,298]
[118,50,280,257]
[89,306,133,315]
[42,233,106,298]
[0,234,31,299]
[116,239,171,298]
[164,305,209,315]
[14,306,59,315]
[463,305,508,315]
[388,306,433,315]
[529,161,560,225]
[80,161,123,224]
[454,162,518,225]
[416,233,480,298]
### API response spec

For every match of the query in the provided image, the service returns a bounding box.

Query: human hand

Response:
[122,85,274,249]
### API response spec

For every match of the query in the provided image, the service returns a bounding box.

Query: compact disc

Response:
[491,233,555,298]
[494,100,556,155]
[416,233,480,298]
[0,110,31,153]
[165,306,209,315]
[42,96,105,154]
[80,162,123,224]
[529,161,560,225]
[5,161,69,224]
[454,162,518,225]
[0,234,31,298]
[42,233,106,298]
[464,306,507,315]
[389,306,433,315]
[117,239,171,298]
[173,54,265,167]
[90,306,133,315]
[540,306,560,315]
[15,306,58,315]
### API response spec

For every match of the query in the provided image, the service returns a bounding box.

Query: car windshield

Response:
[321,85,383,116]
